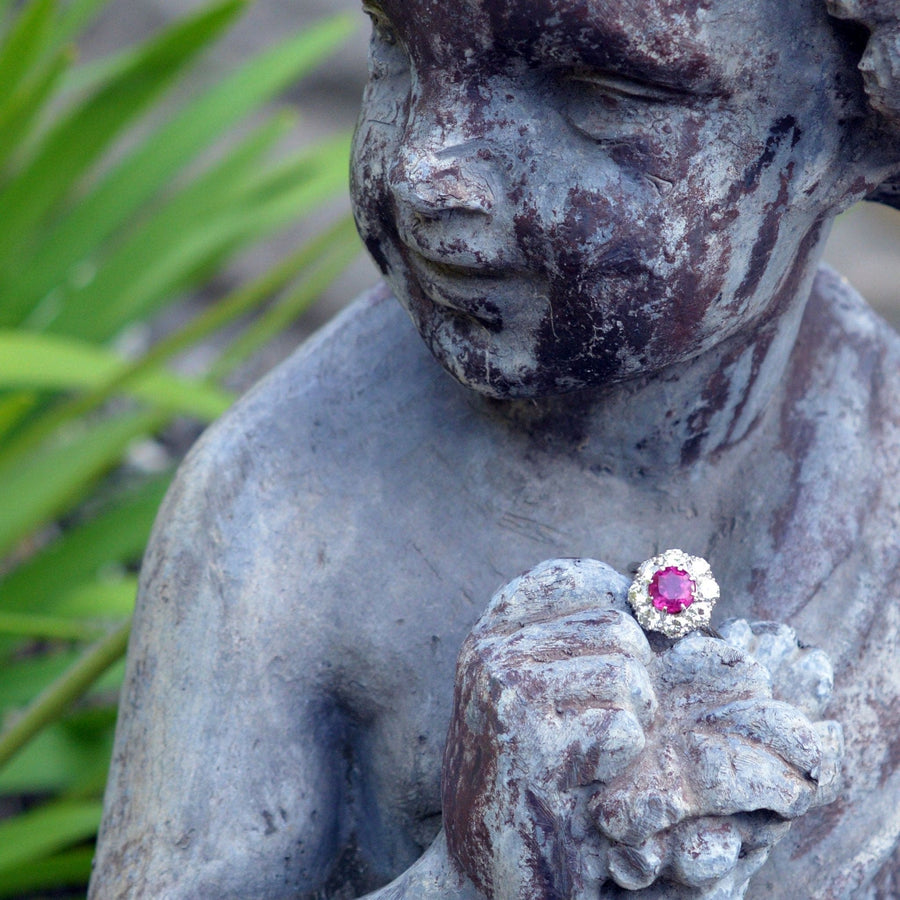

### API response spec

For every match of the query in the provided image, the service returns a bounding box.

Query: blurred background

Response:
[84,0,900,344]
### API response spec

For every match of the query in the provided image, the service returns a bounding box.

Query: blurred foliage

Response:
[0,0,360,894]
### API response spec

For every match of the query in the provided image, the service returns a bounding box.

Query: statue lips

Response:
[404,248,509,330]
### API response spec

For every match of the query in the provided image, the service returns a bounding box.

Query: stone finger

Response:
[660,633,771,697]
[606,833,666,891]
[498,608,653,665]
[688,731,819,819]
[811,719,844,806]
[542,655,658,725]
[479,558,630,635]
[699,698,822,775]
[729,810,793,853]
[488,653,657,729]
[536,706,647,789]
[590,747,692,845]
[718,620,835,718]
[668,817,743,888]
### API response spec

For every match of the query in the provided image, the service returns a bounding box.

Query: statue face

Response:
[351,0,851,398]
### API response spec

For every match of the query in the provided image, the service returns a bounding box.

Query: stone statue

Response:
[89,0,900,896]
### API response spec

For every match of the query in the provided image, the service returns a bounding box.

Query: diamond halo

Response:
[627,549,719,639]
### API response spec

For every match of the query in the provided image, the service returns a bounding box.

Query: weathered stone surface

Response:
[89,1,900,897]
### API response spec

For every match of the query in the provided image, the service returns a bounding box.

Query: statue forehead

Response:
[380,0,799,90]
[379,0,773,35]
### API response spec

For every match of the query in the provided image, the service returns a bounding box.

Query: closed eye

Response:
[561,70,695,145]
[568,72,686,104]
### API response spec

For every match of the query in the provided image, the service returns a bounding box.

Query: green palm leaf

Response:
[0,1,360,893]
[0,0,246,301]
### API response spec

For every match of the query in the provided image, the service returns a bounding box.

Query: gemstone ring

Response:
[627,549,720,639]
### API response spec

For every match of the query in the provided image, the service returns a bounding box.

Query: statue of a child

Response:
[89,0,900,896]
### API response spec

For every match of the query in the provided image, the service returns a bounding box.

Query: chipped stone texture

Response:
[90,0,900,897]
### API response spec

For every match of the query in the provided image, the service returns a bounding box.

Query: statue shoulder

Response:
[797,265,900,452]
[783,265,900,525]
[139,282,478,638]
[156,284,436,540]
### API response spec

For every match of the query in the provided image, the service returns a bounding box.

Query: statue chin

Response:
[394,284,632,401]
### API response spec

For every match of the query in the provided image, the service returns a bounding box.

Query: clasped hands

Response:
[370,558,843,900]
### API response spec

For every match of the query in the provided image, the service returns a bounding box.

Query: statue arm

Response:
[89,438,349,899]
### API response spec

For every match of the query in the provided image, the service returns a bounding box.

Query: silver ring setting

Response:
[628,549,720,638]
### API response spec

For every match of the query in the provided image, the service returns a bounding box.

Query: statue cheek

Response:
[351,120,406,250]
[352,114,399,193]
[542,182,666,281]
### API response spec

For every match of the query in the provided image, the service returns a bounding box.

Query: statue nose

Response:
[391,146,495,216]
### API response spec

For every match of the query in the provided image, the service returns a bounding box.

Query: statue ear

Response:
[825,0,900,117]
[826,0,900,208]
[867,173,900,210]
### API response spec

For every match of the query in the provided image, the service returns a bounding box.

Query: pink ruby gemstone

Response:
[648,566,696,615]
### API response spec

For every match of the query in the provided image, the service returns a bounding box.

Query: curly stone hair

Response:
[827,0,900,206]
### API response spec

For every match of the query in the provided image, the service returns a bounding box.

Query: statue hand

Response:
[592,629,842,896]
[442,559,843,899]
